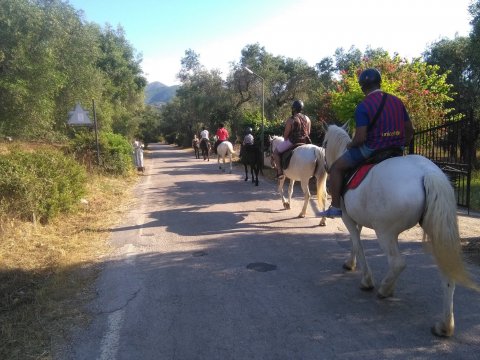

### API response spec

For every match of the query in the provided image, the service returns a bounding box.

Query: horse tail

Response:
[313,146,327,210]
[422,172,480,291]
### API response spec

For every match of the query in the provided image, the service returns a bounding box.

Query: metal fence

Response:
[408,119,472,210]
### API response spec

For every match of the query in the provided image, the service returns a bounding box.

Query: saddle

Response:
[280,143,305,170]
[343,147,404,192]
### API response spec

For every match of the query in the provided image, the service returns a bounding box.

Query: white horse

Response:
[270,136,328,226]
[323,124,479,337]
[217,141,234,173]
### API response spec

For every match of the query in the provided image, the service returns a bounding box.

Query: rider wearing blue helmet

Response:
[319,68,414,218]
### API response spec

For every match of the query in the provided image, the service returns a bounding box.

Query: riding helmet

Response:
[245,127,253,134]
[358,68,381,89]
[292,100,304,112]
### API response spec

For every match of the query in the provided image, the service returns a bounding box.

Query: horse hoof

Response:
[342,263,355,271]
[318,220,326,227]
[376,290,391,298]
[297,214,305,218]
[431,323,454,337]
[360,285,374,292]
[245,178,248,181]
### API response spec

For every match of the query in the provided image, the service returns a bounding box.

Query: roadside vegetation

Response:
[471,170,480,211]
[0,141,139,359]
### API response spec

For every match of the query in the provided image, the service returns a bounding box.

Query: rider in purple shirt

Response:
[319,68,414,218]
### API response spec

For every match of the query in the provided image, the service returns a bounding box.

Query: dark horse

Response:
[241,144,262,186]
[200,138,211,161]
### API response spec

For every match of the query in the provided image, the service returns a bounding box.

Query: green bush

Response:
[470,170,480,211]
[100,132,135,175]
[70,130,134,175]
[165,133,176,144]
[0,149,87,223]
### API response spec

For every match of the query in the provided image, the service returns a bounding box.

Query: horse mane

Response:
[324,125,351,157]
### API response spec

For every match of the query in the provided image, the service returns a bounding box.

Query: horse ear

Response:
[341,122,349,131]
[268,135,273,141]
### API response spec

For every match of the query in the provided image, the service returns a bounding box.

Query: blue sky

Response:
[68,0,473,86]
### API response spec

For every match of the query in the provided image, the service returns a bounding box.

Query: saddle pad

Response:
[281,143,304,170]
[346,164,375,190]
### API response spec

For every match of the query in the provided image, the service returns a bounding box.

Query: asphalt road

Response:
[58,143,480,360]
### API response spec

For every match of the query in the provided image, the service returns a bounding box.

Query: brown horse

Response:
[192,137,200,159]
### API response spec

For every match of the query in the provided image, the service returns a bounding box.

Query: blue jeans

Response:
[341,144,374,167]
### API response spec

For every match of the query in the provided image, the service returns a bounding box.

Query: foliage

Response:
[138,106,162,143]
[0,172,135,360]
[159,50,239,146]
[70,130,134,175]
[0,0,146,141]
[229,43,319,123]
[0,147,87,223]
[470,170,480,211]
[329,54,454,130]
[423,1,480,165]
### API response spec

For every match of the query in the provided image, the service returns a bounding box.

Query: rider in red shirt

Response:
[214,123,229,154]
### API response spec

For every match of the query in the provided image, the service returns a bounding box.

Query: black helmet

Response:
[245,127,252,134]
[292,100,304,112]
[358,68,381,89]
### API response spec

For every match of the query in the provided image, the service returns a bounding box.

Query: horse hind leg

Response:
[376,232,406,298]
[298,180,310,218]
[244,164,248,181]
[278,177,289,209]
[432,277,455,337]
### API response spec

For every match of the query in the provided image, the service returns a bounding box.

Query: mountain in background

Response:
[145,82,179,107]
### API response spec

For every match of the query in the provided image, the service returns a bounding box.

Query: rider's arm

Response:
[283,119,293,139]
[347,126,367,149]
[348,103,369,149]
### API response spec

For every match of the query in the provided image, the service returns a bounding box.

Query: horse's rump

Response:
[241,144,261,163]
[200,138,210,149]
[343,155,435,228]
[217,141,233,155]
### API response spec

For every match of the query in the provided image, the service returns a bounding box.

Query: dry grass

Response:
[0,172,138,360]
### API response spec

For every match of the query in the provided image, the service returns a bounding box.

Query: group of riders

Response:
[192,68,414,219]
[193,123,232,156]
